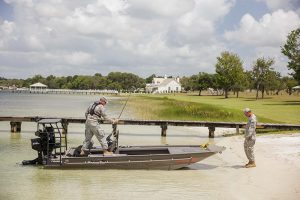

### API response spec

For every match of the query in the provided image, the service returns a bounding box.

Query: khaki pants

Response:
[244,138,255,162]
[82,121,108,150]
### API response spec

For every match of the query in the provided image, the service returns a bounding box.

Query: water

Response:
[0,92,228,200]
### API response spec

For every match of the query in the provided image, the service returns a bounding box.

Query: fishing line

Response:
[118,92,131,119]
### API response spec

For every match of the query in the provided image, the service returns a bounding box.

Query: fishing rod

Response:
[109,90,132,152]
[117,90,132,119]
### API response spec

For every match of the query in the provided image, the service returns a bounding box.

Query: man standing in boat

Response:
[243,108,257,168]
[81,96,117,156]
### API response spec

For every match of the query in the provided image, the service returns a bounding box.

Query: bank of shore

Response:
[126,94,300,124]
[197,132,300,200]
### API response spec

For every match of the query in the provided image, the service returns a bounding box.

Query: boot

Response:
[103,150,114,156]
[244,161,250,167]
[245,161,256,168]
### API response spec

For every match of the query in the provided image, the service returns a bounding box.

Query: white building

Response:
[30,82,48,91]
[146,75,181,93]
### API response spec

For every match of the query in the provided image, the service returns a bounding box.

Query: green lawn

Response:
[127,92,300,124]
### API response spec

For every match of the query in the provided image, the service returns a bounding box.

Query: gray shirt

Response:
[85,102,112,124]
[245,114,257,140]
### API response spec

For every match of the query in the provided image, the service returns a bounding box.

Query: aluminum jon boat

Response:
[22,118,225,170]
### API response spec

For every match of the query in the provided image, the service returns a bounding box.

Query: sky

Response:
[0,0,299,79]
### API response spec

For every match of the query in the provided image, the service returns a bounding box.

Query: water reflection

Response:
[10,132,21,140]
[160,136,167,144]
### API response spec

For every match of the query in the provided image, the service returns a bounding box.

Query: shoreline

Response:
[197,132,300,200]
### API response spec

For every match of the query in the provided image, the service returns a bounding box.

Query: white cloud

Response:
[64,51,95,66]
[127,0,195,18]
[0,20,16,49]
[224,9,300,75]
[5,0,297,78]
[166,0,235,47]
[224,10,300,47]
[0,0,238,78]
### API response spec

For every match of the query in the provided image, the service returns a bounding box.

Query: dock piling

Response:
[208,126,215,138]
[236,125,240,134]
[161,124,168,137]
[10,121,22,132]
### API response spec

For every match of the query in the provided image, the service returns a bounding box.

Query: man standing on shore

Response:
[243,108,257,168]
[81,96,117,156]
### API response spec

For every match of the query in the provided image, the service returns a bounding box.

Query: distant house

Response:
[146,75,181,93]
[30,82,48,91]
[292,85,300,91]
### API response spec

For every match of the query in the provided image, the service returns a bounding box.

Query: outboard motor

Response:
[22,126,55,165]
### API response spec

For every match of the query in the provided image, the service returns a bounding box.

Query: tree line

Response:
[0,72,146,92]
[182,27,300,99]
[180,55,298,99]
[0,28,299,98]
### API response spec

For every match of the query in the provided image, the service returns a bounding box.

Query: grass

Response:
[126,92,300,124]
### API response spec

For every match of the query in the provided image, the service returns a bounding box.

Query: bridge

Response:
[1,116,300,138]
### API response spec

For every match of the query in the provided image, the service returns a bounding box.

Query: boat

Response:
[22,118,225,170]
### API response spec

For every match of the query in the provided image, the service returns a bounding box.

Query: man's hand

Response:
[112,119,119,124]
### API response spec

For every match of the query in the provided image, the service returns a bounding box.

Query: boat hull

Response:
[44,145,225,170]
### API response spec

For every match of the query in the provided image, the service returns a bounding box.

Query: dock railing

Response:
[1,116,300,138]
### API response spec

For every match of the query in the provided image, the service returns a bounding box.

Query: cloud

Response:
[64,51,96,66]
[224,9,300,74]
[3,0,297,79]
[0,0,238,78]
[127,0,195,19]
[224,10,300,47]
[256,0,300,14]
[166,0,235,47]
[0,20,16,49]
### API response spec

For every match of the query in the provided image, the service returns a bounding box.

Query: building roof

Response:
[30,82,48,87]
[159,79,179,87]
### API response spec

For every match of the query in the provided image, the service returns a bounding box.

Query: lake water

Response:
[0,92,229,200]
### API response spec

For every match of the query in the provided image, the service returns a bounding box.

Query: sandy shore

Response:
[194,133,300,200]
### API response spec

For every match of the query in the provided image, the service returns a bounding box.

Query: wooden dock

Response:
[1,116,300,138]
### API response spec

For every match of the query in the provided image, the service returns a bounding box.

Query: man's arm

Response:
[95,105,114,123]
[85,105,90,119]
[245,118,256,138]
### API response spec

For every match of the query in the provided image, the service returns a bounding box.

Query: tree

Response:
[188,75,200,92]
[215,51,245,98]
[264,71,281,95]
[107,72,145,92]
[31,75,45,84]
[145,74,156,83]
[281,28,300,83]
[179,76,191,91]
[251,57,275,99]
[282,76,298,95]
[198,72,214,96]
[232,71,248,98]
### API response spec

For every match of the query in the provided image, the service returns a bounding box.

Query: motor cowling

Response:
[23,126,55,165]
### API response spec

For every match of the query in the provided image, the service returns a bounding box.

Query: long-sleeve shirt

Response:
[85,102,112,124]
[245,114,257,140]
